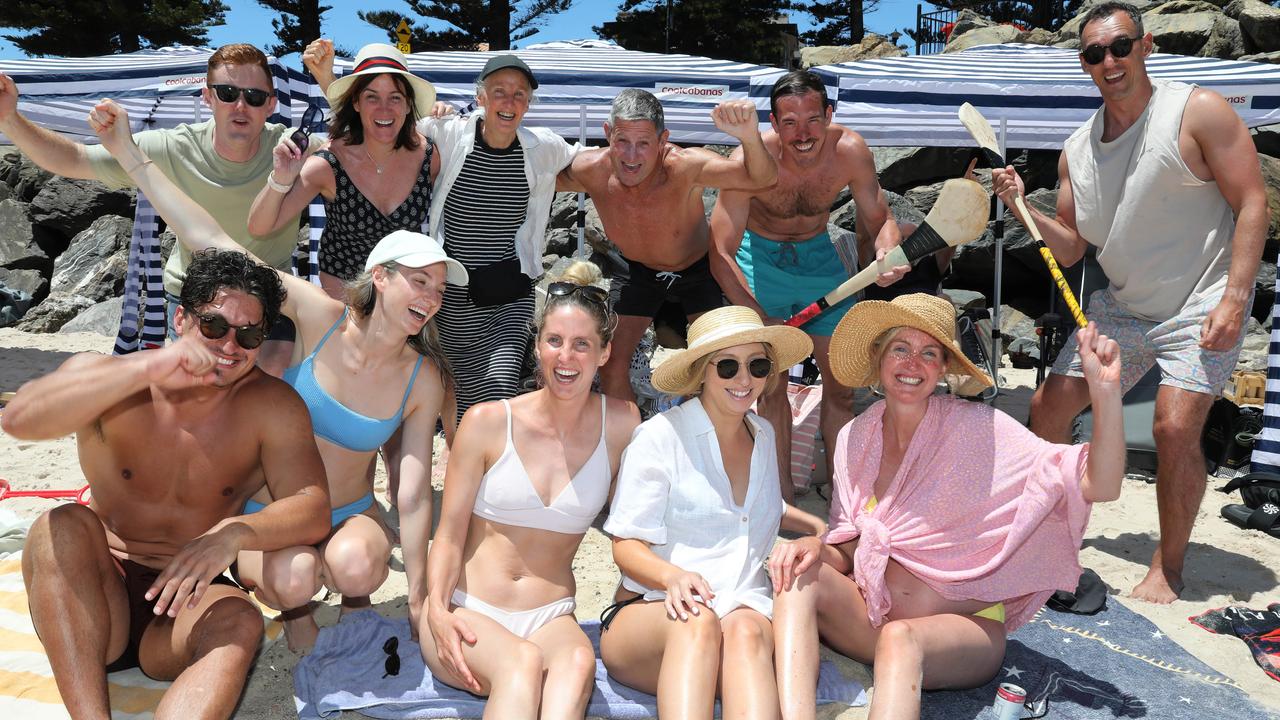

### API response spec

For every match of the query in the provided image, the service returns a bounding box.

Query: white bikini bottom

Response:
[451,589,576,639]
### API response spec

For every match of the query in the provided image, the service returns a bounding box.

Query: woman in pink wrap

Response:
[768,293,1124,720]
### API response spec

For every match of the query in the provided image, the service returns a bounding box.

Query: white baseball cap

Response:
[364,230,468,285]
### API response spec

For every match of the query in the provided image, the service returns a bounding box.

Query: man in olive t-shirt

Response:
[0,43,299,374]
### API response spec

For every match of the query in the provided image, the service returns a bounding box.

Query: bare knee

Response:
[25,504,102,568]
[262,549,321,609]
[325,536,387,597]
[723,616,772,657]
[193,597,263,656]
[679,605,723,650]
[507,640,545,685]
[876,620,922,667]
[564,644,598,688]
[1152,410,1204,456]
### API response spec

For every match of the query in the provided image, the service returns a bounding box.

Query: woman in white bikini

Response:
[420,262,640,719]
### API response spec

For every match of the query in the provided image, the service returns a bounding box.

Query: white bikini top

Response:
[472,395,611,535]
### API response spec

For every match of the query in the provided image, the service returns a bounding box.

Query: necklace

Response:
[364,147,385,175]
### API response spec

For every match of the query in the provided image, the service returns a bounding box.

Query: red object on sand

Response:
[0,479,91,505]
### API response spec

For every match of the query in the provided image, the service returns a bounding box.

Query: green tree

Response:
[0,0,228,56]
[256,0,335,57]
[596,0,797,66]
[795,0,880,46]
[358,0,572,52]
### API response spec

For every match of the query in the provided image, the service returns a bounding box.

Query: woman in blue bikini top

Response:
[93,98,467,653]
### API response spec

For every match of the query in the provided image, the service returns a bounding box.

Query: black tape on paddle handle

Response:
[898,221,949,262]
[979,147,1005,169]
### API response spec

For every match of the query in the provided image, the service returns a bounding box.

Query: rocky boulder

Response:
[799,34,906,67]
[0,152,53,202]
[48,215,131,301]
[1226,0,1280,53]
[1058,0,1160,40]
[0,198,46,272]
[58,296,123,336]
[1258,154,1280,255]
[14,291,95,333]
[29,176,134,242]
[1144,6,1244,58]
[945,24,1024,53]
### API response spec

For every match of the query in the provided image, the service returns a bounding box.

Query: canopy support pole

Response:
[990,117,1008,398]
[577,105,587,258]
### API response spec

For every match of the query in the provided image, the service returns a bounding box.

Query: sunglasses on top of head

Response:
[1080,36,1140,65]
[289,104,326,153]
[547,281,609,305]
[715,357,773,380]
[189,310,268,350]
[208,83,271,107]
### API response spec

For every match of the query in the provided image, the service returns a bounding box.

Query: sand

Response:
[1,325,1278,718]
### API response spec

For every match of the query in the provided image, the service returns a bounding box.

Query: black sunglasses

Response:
[290,104,325,153]
[190,310,267,350]
[208,83,271,107]
[715,357,773,380]
[1080,36,1140,65]
[547,281,609,305]
[382,636,400,678]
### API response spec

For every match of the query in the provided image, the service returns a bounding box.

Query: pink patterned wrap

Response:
[824,395,1093,631]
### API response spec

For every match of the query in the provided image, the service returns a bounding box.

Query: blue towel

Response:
[294,609,866,719]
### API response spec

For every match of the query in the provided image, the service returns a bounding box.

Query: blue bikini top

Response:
[283,308,424,452]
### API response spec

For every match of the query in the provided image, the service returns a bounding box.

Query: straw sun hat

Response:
[326,43,436,119]
[651,306,813,396]
[829,293,992,389]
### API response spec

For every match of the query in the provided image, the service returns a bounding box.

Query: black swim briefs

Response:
[609,254,726,319]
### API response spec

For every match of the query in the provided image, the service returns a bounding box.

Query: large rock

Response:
[549,191,580,229]
[0,152,53,202]
[1236,316,1269,371]
[872,146,975,192]
[945,24,1023,53]
[1059,0,1160,41]
[1022,28,1057,46]
[59,296,123,336]
[0,198,46,272]
[799,34,906,67]
[0,284,33,327]
[48,215,131,301]
[951,9,995,37]
[0,266,47,300]
[1227,0,1280,52]
[1241,49,1280,62]
[1253,125,1280,156]
[1143,9,1222,56]
[1258,154,1280,255]
[15,291,95,333]
[29,176,134,241]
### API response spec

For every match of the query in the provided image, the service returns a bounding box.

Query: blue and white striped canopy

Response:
[0,46,308,142]
[814,43,1280,149]
[322,44,786,144]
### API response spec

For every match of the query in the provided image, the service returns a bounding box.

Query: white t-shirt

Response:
[603,397,784,618]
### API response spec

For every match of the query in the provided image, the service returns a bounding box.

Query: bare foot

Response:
[281,607,321,654]
[1130,566,1184,604]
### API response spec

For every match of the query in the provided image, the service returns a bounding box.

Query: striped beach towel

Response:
[0,551,283,719]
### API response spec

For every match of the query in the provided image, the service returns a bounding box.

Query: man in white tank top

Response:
[993,1,1267,604]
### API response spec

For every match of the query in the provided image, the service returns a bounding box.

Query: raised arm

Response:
[993,153,1088,267]
[302,38,338,93]
[247,136,333,237]
[1188,88,1269,351]
[0,72,98,179]
[708,184,772,317]
[694,100,778,190]
[1075,322,1124,503]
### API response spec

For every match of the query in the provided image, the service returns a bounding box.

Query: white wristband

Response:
[266,173,294,194]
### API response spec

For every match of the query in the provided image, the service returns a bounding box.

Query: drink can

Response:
[993,682,1026,720]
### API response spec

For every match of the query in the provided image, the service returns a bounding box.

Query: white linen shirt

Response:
[603,397,784,618]
[418,114,579,279]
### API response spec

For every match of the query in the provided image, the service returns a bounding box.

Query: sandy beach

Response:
[1,325,1278,718]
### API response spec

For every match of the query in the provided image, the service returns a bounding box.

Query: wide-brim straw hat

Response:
[327,43,436,120]
[652,306,813,396]
[829,293,992,389]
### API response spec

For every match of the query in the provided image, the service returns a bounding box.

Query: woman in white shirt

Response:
[601,306,825,719]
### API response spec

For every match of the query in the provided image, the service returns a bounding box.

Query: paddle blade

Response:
[920,178,989,249]
[958,102,1006,168]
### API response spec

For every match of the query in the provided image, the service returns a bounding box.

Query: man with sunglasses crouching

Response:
[993,1,1267,604]
[2,249,330,720]
[0,44,301,374]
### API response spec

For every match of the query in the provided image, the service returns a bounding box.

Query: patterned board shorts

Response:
[1052,286,1247,396]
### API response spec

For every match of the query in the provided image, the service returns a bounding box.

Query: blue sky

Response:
[0,0,933,60]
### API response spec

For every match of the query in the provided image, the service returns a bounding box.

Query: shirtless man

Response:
[558,89,778,401]
[994,1,1267,603]
[709,71,906,499]
[2,249,330,719]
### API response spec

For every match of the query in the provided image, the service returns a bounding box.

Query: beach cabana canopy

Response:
[813,43,1280,150]
[0,46,305,143]
[321,44,786,144]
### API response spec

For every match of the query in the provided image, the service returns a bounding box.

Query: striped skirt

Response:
[436,285,535,424]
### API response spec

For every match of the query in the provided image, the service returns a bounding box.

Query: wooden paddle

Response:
[958,102,1088,329]
[784,178,989,328]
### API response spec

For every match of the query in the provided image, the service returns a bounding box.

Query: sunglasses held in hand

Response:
[208,83,271,107]
[290,104,325,153]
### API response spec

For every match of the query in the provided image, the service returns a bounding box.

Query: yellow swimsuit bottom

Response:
[864,495,1005,624]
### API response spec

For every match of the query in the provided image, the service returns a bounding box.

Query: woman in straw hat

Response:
[253,41,439,299]
[420,261,639,718]
[92,99,463,652]
[600,306,827,719]
[768,293,1125,720]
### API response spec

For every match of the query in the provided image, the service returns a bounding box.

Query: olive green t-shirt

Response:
[85,120,297,296]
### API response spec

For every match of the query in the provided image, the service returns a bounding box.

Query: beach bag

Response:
[467,258,534,307]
